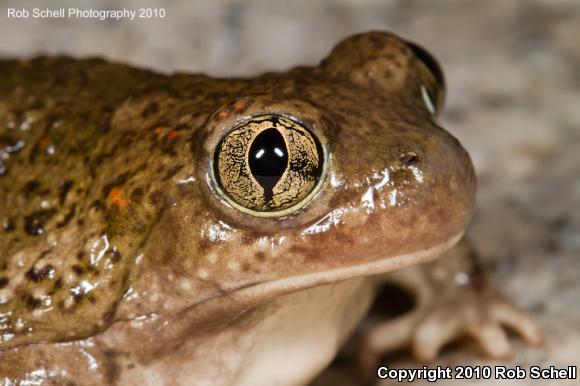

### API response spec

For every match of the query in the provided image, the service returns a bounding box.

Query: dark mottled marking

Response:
[141,102,159,117]
[38,250,52,260]
[73,290,85,303]
[102,171,131,198]
[72,265,84,275]
[130,187,144,201]
[110,249,121,263]
[2,217,15,232]
[53,277,63,291]
[21,180,40,197]
[176,182,194,196]
[0,277,8,289]
[24,209,56,236]
[76,251,85,261]
[57,204,77,228]
[26,264,54,282]
[163,164,184,180]
[90,200,105,211]
[160,145,177,157]
[174,123,189,131]
[254,251,266,262]
[102,349,121,385]
[99,105,113,133]
[136,161,148,173]
[58,179,74,205]
[93,152,112,168]
[148,190,163,206]
[23,293,42,310]
[119,130,138,149]
[370,34,386,50]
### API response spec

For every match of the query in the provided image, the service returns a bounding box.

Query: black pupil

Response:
[249,128,288,201]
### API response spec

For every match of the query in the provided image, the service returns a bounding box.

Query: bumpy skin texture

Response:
[0,32,475,384]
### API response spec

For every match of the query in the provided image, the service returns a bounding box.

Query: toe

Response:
[468,321,512,359]
[412,311,461,362]
[494,300,545,346]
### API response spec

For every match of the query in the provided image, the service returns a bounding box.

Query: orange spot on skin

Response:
[233,101,246,112]
[154,127,163,135]
[107,187,127,210]
[39,137,50,150]
[166,130,178,139]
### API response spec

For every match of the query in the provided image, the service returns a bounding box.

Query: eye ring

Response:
[211,114,326,218]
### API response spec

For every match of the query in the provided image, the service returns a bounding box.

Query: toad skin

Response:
[0,32,540,385]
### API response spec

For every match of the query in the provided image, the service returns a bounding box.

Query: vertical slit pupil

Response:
[249,128,288,201]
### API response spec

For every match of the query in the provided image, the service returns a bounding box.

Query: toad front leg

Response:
[358,240,544,370]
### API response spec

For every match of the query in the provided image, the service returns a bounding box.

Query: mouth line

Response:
[232,230,464,302]
[148,231,465,346]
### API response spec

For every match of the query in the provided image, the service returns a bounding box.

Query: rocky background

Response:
[1,0,579,385]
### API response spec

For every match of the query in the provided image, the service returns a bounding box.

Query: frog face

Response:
[215,35,466,253]
[142,32,475,315]
[0,32,474,354]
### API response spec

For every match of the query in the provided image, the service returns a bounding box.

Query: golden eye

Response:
[213,115,324,217]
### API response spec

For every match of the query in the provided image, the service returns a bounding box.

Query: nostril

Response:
[399,151,418,165]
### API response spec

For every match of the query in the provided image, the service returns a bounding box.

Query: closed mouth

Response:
[232,230,464,302]
[148,231,464,347]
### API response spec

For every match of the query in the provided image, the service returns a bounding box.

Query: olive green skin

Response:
[0,32,474,381]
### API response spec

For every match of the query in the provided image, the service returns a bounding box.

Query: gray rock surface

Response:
[1,0,578,384]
